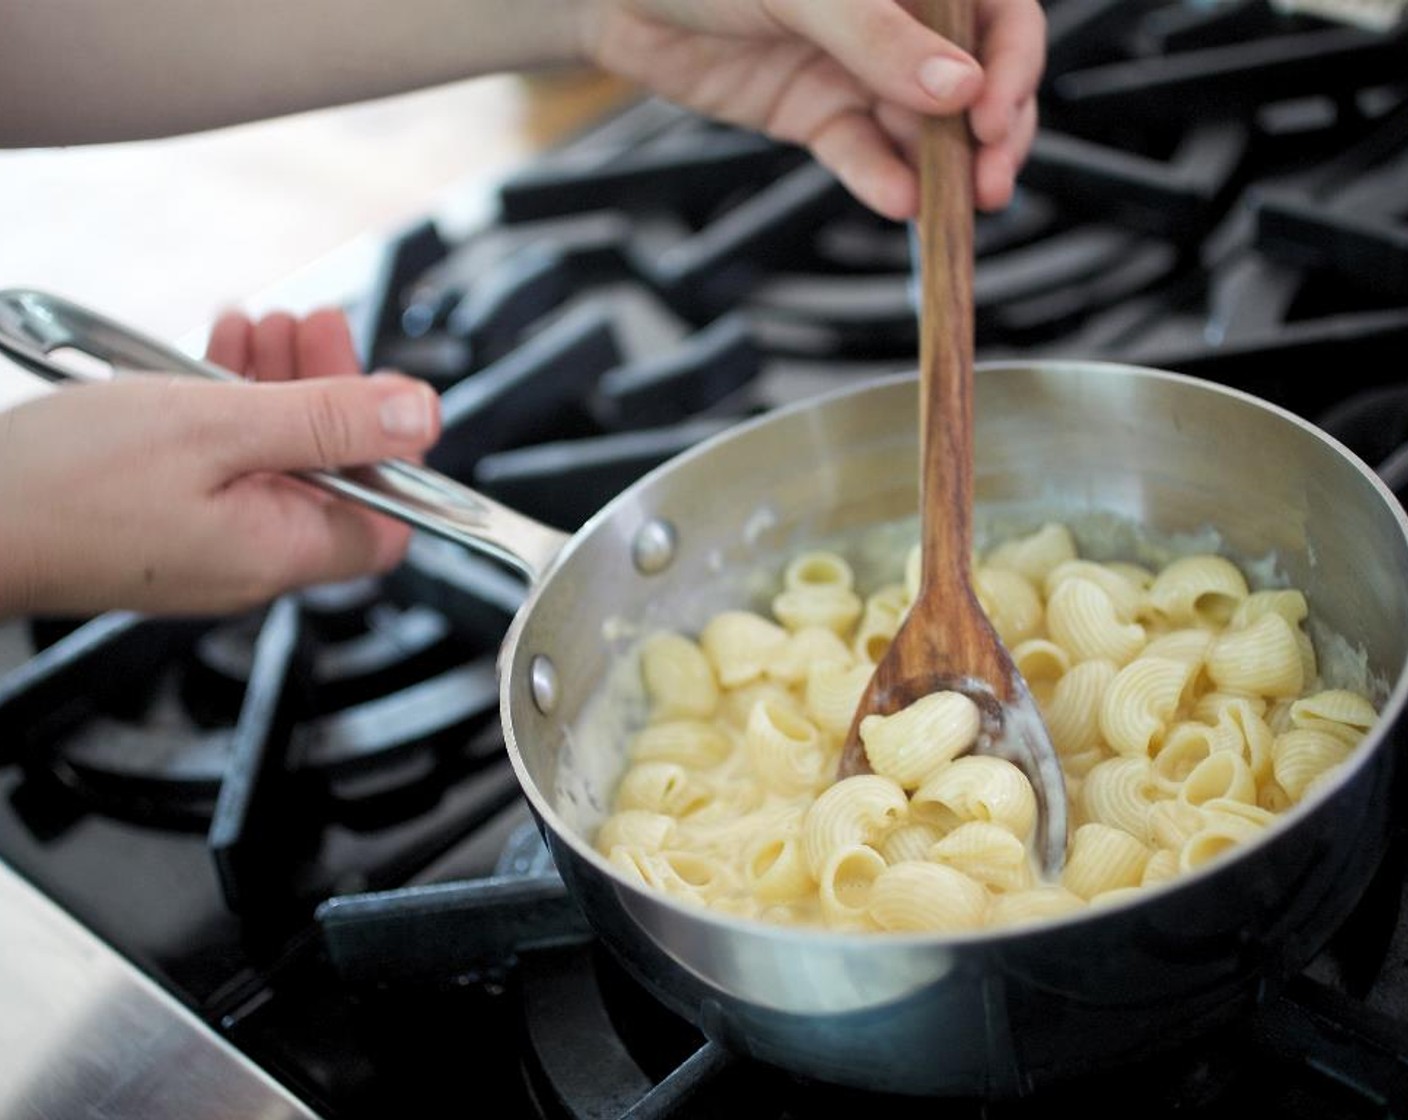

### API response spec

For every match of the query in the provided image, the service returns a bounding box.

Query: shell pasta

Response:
[591,524,1379,932]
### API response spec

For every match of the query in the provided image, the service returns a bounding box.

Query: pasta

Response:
[1080,757,1157,839]
[910,756,1036,839]
[801,774,908,878]
[858,691,981,789]
[1146,554,1249,627]
[867,861,990,932]
[1099,657,1197,757]
[745,699,830,795]
[700,610,789,688]
[1045,577,1146,665]
[743,810,813,903]
[591,528,1379,933]
[974,567,1044,647]
[1061,823,1151,899]
[637,631,718,719]
[1207,613,1304,697]
[929,821,1034,892]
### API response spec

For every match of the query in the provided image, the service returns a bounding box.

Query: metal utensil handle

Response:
[0,289,568,582]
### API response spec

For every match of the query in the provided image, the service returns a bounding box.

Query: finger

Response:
[970,0,1046,146]
[877,101,923,169]
[269,485,413,585]
[810,110,920,221]
[295,307,363,380]
[767,0,982,115]
[368,367,429,465]
[205,311,253,377]
[288,504,413,585]
[763,55,923,221]
[975,94,1037,211]
[224,478,414,604]
[198,372,441,479]
[251,311,299,382]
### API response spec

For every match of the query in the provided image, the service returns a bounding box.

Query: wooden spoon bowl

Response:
[835,0,1067,876]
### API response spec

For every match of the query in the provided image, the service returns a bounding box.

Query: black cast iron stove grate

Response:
[2,2,1408,1116]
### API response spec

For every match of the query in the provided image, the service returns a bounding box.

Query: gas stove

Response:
[3,3,1408,1117]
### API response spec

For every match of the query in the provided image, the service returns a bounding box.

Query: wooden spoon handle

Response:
[915,0,977,607]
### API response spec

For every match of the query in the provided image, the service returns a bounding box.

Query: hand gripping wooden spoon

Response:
[834,0,1068,876]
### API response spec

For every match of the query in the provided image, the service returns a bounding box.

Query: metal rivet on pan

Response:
[529,655,559,715]
[632,519,677,574]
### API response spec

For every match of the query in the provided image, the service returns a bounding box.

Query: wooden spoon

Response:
[835,0,1068,876]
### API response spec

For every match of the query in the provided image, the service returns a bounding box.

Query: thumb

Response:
[770,0,982,114]
[204,372,441,477]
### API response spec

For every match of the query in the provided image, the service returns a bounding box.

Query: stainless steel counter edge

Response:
[0,858,322,1120]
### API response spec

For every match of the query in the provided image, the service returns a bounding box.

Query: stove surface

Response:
[3,3,1408,1117]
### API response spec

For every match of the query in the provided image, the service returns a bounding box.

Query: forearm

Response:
[0,0,591,147]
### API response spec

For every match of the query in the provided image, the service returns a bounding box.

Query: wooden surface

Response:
[0,68,634,344]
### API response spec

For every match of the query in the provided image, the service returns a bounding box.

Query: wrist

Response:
[471,0,599,70]
[0,437,36,623]
[0,518,41,622]
[572,0,607,65]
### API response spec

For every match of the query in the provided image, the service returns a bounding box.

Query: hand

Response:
[579,0,1044,219]
[0,309,440,618]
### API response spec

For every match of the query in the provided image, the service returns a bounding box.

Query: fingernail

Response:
[379,384,435,440]
[918,57,977,102]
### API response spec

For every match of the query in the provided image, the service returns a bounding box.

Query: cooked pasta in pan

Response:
[594,522,1380,932]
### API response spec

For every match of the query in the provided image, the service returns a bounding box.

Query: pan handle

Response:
[0,288,569,583]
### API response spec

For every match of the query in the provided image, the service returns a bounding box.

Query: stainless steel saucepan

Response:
[4,288,1408,1097]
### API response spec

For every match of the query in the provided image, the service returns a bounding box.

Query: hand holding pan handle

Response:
[0,288,569,582]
